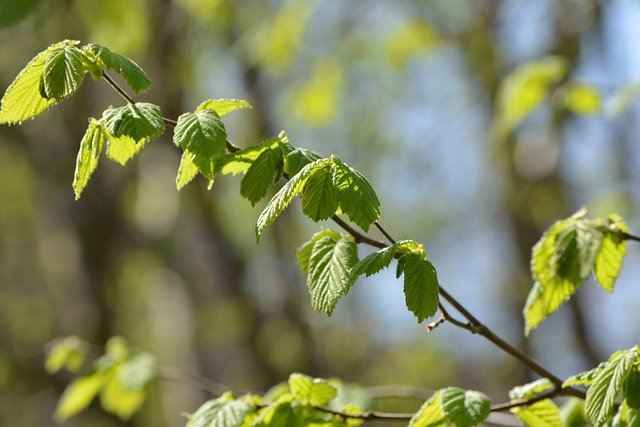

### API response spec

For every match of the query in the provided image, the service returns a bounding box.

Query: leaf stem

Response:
[102,71,136,104]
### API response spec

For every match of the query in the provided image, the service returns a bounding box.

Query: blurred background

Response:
[1,0,640,425]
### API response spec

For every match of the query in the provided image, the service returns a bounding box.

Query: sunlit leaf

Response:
[0,40,74,124]
[240,147,283,206]
[55,370,109,421]
[73,118,105,199]
[559,83,601,116]
[440,387,491,427]
[187,392,255,427]
[85,44,151,93]
[296,229,342,275]
[176,150,199,190]
[45,336,86,374]
[288,373,337,406]
[195,98,251,116]
[512,399,562,427]
[409,391,447,427]
[402,254,439,323]
[42,43,87,100]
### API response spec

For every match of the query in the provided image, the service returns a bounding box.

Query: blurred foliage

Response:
[1,0,640,426]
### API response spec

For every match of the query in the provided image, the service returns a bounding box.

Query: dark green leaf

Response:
[440,387,491,427]
[240,147,282,206]
[105,102,165,143]
[42,43,87,100]
[349,244,397,285]
[402,254,439,322]
[332,159,381,231]
[85,44,151,93]
[285,147,322,177]
[624,368,640,409]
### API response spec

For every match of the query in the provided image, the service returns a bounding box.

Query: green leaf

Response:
[105,102,165,143]
[85,44,151,93]
[55,370,109,421]
[332,159,381,231]
[0,40,74,124]
[174,109,226,157]
[240,147,283,206]
[256,158,330,240]
[509,379,554,400]
[624,368,640,409]
[307,234,359,315]
[288,373,338,406]
[594,215,628,292]
[402,254,439,323]
[301,163,339,221]
[296,229,342,275]
[440,387,491,427]
[284,147,322,177]
[119,352,156,390]
[45,336,85,374]
[42,43,87,100]
[216,137,281,176]
[176,150,199,190]
[409,391,447,427]
[195,98,251,116]
[187,392,255,427]
[99,364,147,420]
[563,363,608,388]
[73,119,105,199]
[586,350,636,425]
[560,398,588,427]
[253,396,301,427]
[493,56,568,141]
[559,83,602,116]
[512,399,562,427]
[349,244,397,284]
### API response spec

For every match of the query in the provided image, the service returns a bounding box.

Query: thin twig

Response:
[102,71,136,104]
[374,221,396,245]
[621,232,640,243]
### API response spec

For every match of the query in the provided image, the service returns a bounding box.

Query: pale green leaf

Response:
[119,352,156,390]
[256,158,329,240]
[45,336,85,374]
[73,119,105,199]
[332,159,381,232]
[509,379,554,400]
[253,396,301,427]
[402,254,439,323]
[187,392,255,427]
[301,163,339,221]
[100,364,147,420]
[216,137,281,176]
[85,44,151,93]
[512,399,562,427]
[105,135,139,165]
[195,98,251,116]
[594,215,628,292]
[409,391,447,427]
[349,244,397,284]
[42,44,87,100]
[440,387,491,427]
[563,363,608,388]
[240,147,282,206]
[307,234,359,315]
[174,109,226,157]
[586,350,636,425]
[493,56,568,141]
[560,398,588,427]
[559,83,602,115]
[288,373,337,406]
[176,150,199,190]
[0,40,74,124]
[55,370,109,421]
[296,229,342,275]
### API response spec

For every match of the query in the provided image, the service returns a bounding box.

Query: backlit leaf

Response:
[288,373,337,406]
[85,44,151,93]
[187,392,255,427]
[73,119,105,199]
[440,387,491,427]
[42,43,87,100]
[402,254,439,323]
[240,147,283,206]
[512,399,562,427]
[195,98,251,116]
[594,215,627,292]
[409,391,447,427]
[55,370,109,421]
[176,150,199,190]
[332,159,381,232]
[301,163,339,221]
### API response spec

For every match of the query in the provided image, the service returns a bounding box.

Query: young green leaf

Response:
[195,98,251,116]
[216,137,281,176]
[332,159,381,231]
[85,44,151,93]
[307,234,358,315]
[105,102,165,143]
[45,336,86,374]
[585,349,636,425]
[42,43,87,100]
[174,109,226,157]
[253,396,302,427]
[440,387,491,427]
[563,363,607,388]
[119,352,156,391]
[296,229,342,275]
[284,147,322,177]
[349,244,397,284]
[288,373,338,406]
[187,392,255,427]
[301,163,339,221]
[73,119,105,199]
[511,399,562,427]
[560,398,588,427]
[509,379,554,400]
[409,391,447,427]
[176,150,199,190]
[240,147,283,206]
[402,254,439,323]
[99,365,147,420]
[0,40,74,124]
[55,370,109,421]
[594,215,628,292]
[256,158,329,240]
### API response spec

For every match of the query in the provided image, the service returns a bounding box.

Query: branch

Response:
[621,231,640,243]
